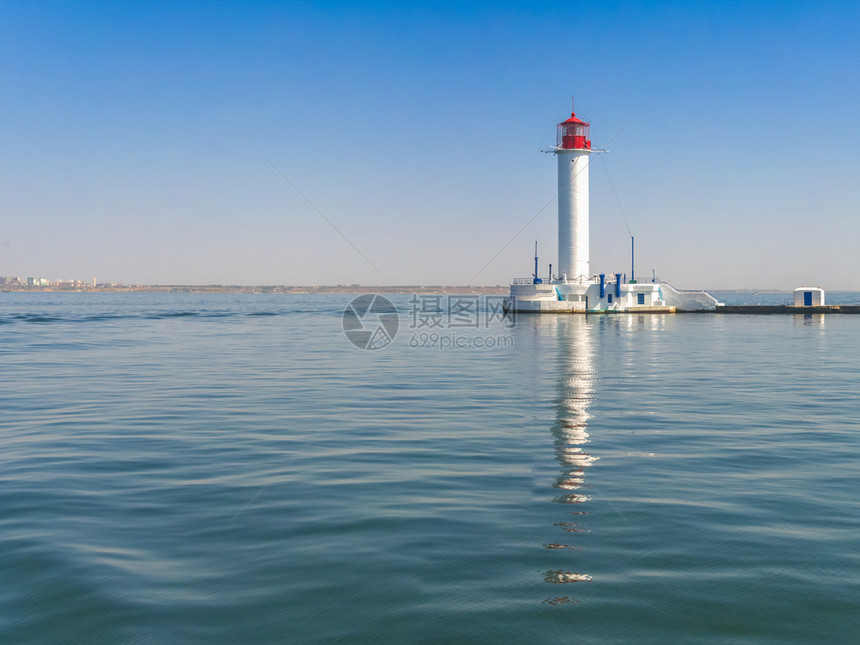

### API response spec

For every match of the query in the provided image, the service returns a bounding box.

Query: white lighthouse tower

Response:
[555,106,592,283]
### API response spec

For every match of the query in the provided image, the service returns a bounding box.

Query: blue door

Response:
[804,291,812,306]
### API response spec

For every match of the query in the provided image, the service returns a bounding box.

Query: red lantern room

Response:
[557,109,591,150]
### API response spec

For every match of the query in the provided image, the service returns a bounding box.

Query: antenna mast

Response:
[631,235,635,282]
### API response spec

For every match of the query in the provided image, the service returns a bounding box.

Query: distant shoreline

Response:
[2,285,511,295]
[3,286,841,295]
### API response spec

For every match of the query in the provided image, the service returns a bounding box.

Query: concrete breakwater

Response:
[698,305,860,314]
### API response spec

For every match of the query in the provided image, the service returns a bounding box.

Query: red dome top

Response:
[560,111,588,126]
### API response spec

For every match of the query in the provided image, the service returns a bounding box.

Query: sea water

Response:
[1,292,858,643]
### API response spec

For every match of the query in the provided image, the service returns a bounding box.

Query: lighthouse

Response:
[555,106,592,282]
[506,100,721,313]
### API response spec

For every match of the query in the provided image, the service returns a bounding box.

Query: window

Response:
[638,293,645,305]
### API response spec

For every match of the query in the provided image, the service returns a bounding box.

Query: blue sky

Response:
[2,0,859,288]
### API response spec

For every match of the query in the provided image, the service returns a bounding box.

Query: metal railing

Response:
[657,280,717,296]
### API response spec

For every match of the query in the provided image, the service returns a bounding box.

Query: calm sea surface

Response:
[1,292,858,644]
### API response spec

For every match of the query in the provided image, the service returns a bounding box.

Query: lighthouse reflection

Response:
[541,315,596,597]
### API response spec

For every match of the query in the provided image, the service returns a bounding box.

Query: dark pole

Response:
[631,235,635,283]
[534,241,539,284]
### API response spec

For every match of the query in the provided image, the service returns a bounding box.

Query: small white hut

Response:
[793,287,825,307]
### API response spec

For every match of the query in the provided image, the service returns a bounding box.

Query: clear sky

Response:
[2,0,859,289]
